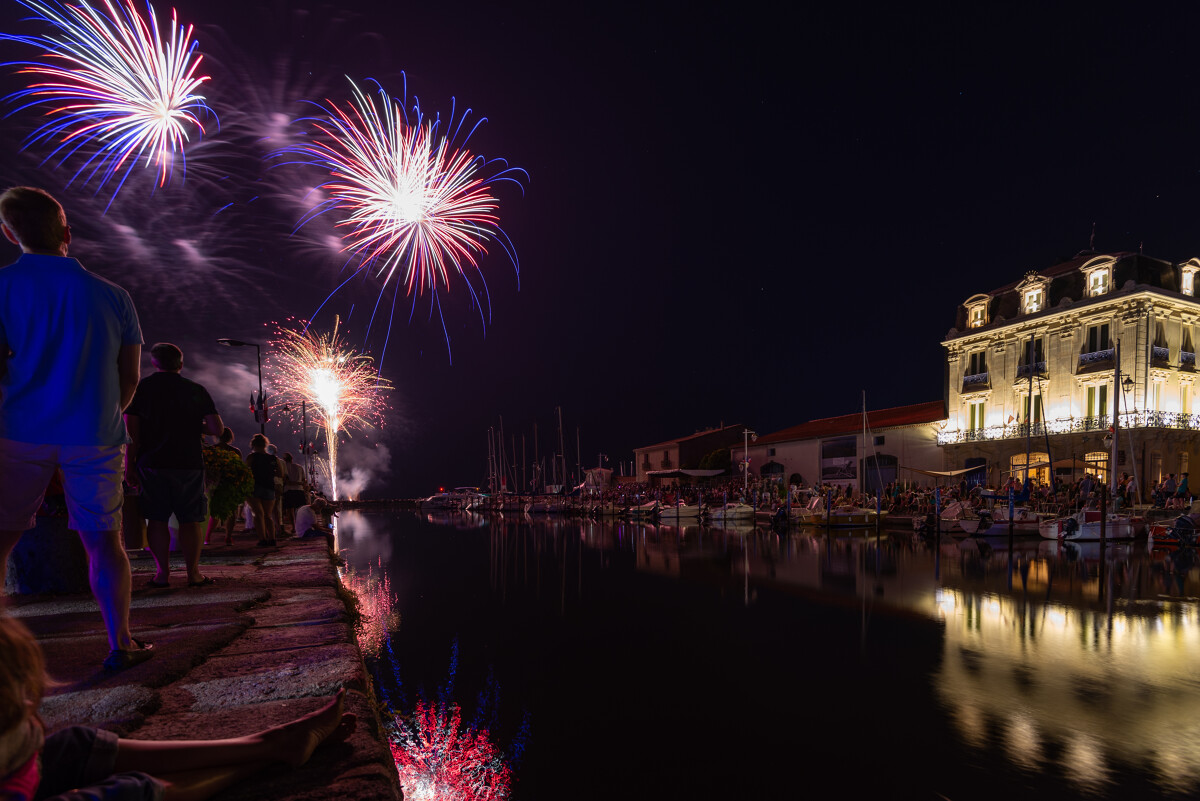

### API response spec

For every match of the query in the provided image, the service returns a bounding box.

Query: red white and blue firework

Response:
[280,77,525,360]
[1,0,211,198]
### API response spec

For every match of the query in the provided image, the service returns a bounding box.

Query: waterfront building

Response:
[940,250,1200,495]
[633,424,744,483]
[736,401,945,494]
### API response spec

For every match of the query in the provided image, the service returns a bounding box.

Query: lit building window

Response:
[1024,288,1044,314]
[1184,383,1193,415]
[967,401,986,430]
[1183,260,1200,296]
[1088,269,1110,296]
[1084,323,1110,355]
[969,305,987,328]
[1150,380,1163,411]
[1087,384,1109,421]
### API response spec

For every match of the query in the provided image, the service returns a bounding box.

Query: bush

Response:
[203,446,253,520]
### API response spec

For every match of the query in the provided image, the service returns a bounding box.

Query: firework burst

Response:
[278,77,526,360]
[267,316,390,500]
[1,0,212,198]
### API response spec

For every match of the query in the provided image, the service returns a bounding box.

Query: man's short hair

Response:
[0,187,68,252]
[150,342,184,371]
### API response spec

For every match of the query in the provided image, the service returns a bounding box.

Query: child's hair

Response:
[0,616,44,734]
[250,433,269,450]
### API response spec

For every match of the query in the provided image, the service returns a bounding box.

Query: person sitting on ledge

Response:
[0,615,356,801]
[294,498,335,541]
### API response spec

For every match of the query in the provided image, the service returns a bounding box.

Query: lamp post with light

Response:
[216,338,265,435]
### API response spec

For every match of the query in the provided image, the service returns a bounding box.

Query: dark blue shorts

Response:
[138,468,208,523]
[37,725,162,800]
[253,486,275,501]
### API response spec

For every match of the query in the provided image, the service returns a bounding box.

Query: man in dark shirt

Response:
[125,343,223,587]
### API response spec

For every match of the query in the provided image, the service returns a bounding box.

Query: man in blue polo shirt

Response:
[0,186,151,671]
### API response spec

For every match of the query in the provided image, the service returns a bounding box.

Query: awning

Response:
[645,469,727,478]
[901,465,988,479]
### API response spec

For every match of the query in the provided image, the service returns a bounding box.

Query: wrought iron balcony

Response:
[1016,362,1048,378]
[1152,345,1170,363]
[1079,348,1115,366]
[938,410,1200,445]
[963,372,989,386]
[1183,351,1196,367]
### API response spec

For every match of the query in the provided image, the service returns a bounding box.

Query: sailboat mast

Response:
[557,406,566,490]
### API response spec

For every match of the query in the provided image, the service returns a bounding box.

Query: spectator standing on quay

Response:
[0,186,149,671]
[282,452,308,534]
[205,427,242,546]
[266,443,285,535]
[245,434,284,546]
[125,343,224,588]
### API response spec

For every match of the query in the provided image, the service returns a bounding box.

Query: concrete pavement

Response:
[5,528,403,800]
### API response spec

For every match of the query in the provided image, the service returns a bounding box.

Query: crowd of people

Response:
[0,187,345,798]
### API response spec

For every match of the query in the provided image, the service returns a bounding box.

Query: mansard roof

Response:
[949,250,1182,338]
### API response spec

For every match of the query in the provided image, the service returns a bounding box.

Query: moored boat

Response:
[1039,508,1140,540]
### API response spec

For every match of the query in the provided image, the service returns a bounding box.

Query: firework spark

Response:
[1,0,211,198]
[278,77,526,360]
[267,317,390,500]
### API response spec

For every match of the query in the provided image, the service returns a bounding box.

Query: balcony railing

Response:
[939,410,1200,445]
[1152,345,1170,363]
[1016,362,1048,378]
[963,372,989,386]
[1079,348,1115,366]
[1183,351,1196,369]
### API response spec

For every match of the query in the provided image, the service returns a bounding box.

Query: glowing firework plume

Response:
[267,317,390,500]
[280,77,525,359]
[1,0,211,197]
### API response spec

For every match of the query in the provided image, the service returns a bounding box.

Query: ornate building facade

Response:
[940,251,1200,495]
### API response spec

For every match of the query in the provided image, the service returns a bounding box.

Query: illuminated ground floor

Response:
[942,428,1200,498]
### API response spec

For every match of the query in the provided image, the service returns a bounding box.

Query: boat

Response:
[1038,508,1140,540]
[626,501,659,520]
[658,502,702,521]
[1149,512,1200,548]
[593,502,624,517]
[707,502,755,521]
[811,502,884,527]
[915,500,977,534]
[419,493,455,511]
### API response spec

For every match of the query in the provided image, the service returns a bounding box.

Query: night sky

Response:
[1,0,1199,497]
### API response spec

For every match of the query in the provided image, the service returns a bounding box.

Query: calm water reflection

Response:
[336,510,1200,800]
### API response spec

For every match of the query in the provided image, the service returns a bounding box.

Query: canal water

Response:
[335,510,1200,800]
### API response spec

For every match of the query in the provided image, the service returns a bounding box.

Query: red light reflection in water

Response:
[339,560,399,658]
[390,701,513,801]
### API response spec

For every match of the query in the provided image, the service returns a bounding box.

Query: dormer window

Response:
[962,294,990,329]
[1016,271,1049,316]
[1080,255,1117,300]
[1182,259,1200,296]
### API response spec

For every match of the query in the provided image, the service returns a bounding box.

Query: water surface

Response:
[337,511,1200,800]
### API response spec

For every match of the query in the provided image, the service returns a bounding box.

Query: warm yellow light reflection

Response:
[934,588,1200,795]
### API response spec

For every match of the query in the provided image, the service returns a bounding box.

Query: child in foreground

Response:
[0,615,356,801]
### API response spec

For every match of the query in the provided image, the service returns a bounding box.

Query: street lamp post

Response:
[743,428,757,499]
[217,338,265,435]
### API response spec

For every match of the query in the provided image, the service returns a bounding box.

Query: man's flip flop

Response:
[103,639,154,672]
[187,576,216,588]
